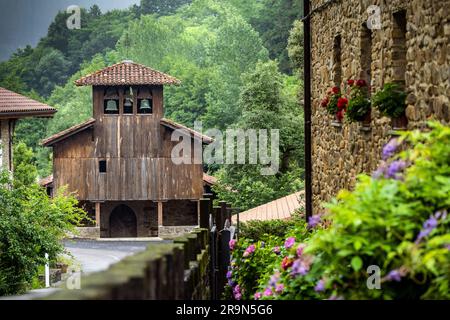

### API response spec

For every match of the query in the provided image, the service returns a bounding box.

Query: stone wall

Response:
[310,0,449,212]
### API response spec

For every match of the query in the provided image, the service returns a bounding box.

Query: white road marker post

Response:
[45,253,50,288]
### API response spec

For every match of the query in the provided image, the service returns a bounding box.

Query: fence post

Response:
[199,198,210,229]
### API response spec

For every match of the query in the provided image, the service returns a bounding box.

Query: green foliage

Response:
[140,0,192,15]
[13,142,38,187]
[372,82,407,118]
[0,172,88,295]
[228,122,450,300]
[239,214,304,242]
[213,61,303,210]
[287,20,304,75]
[345,83,371,123]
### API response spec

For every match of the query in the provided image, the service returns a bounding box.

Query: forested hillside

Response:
[0,0,304,210]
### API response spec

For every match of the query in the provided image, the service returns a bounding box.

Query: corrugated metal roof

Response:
[234,191,305,223]
[75,61,181,86]
[0,87,56,116]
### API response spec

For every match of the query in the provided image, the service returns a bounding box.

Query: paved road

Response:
[63,239,170,274]
[2,238,170,300]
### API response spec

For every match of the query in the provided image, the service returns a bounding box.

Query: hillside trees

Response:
[213,61,304,210]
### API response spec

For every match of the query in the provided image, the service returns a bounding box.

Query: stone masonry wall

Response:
[310,0,449,212]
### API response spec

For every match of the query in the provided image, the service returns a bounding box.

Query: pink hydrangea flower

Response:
[284,237,296,249]
[296,244,306,257]
[243,244,256,257]
[263,288,273,297]
[273,246,281,254]
[254,292,262,300]
[229,239,237,251]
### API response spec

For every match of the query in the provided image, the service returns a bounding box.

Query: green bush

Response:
[372,82,407,118]
[238,212,304,241]
[0,172,88,296]
[227,122,450,300]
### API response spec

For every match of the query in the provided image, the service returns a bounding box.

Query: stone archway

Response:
[109,204,137,238]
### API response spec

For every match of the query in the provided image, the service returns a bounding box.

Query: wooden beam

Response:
[95,202,101,227]
[157,201,163,227]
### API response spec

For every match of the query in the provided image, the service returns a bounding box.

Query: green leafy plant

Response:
[227,122,450,300]
[372,82,407,118]
[0,172,88,296]
[345,79,371,123]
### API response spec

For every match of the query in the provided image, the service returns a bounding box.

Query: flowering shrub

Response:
[227,122,450,300]
[321,86,344,121]
[372,82,407,118]
[345,79,371,123]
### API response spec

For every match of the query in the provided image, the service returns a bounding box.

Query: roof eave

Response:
[0,109,56,120]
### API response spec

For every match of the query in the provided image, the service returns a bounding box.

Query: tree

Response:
[140,0,192,16]
[0,172,88,295]
[287,20,304,75]
[213,61,304,210]
[13,142,38,187]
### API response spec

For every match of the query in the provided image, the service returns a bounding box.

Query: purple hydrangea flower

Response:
[234,292,242,300]
[372,165,386,179]
[382,138,400,160]
[445,244,450,251]
[308,214,322,228]
[273,246,281,254]
[415,211,446,244]
[386,160,407,179]
[284,237,296,249]
[269,272,280,287]
[228,279,236,287]
[226,271,232,279]
[254,292,262,300]
[386,270,402,282]
[275,283,284,294]
[291,259,309,277]
[314,279,325,292]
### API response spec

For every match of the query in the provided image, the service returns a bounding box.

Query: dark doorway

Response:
[109,205,137,238]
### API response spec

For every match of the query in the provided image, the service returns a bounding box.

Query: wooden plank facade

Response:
[43,62,208,238]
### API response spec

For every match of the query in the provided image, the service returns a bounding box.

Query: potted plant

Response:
[372,82,407,129]
[345,79,371,125]
[321,86,345,123]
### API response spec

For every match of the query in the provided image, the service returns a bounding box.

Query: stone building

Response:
[307,0,449,211]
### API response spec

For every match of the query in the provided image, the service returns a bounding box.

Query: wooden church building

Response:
[42,61,212,238]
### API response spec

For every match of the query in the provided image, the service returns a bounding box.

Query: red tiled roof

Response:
[160,118,213,144]
[75,61,181,86]
[233,191,305,223]
[39,175,53,187]
[41,118,96,146]
[0,87,56,118]
[203,173,217,186]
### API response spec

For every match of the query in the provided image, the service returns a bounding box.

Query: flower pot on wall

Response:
[361,110,371,127]
[391,112,408,130]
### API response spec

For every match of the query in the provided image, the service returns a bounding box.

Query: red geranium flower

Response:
[356,79,367,87]
[332,86,340,94]
[347,79,355,86]
[281,256,294,270]
[337,97,348,110]
[320,97,329,108]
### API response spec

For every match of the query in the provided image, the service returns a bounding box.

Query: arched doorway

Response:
[109,204,137,238]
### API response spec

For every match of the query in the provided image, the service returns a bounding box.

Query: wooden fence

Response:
[42,195,234,300]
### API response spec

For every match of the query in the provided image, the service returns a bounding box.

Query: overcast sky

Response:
[0,0,139,61]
